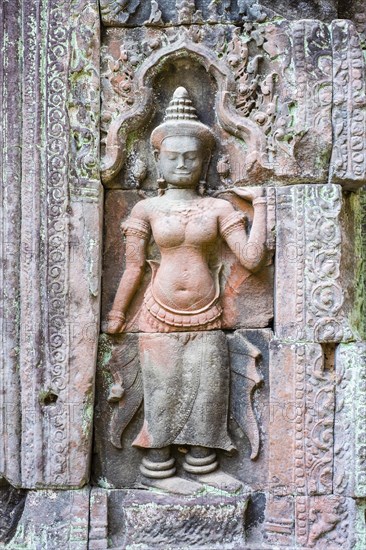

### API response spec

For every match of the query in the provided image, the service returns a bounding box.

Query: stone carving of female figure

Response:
[106,87,267,493]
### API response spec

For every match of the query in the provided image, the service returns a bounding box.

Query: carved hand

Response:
[229,186,265,202]
[105,311,126,334]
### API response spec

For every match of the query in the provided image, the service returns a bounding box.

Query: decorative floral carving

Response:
[100,0,140,25]
[330,20,366,187]
[276,184,352,343]
[176,0,196,24]
[44,0,71,485]
[304,185,352,342]
[334,343,366,498]
[304,347,335,496]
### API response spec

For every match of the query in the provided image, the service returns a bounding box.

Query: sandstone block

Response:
[275,184,354,343]
[3,490,89,549]
[334,342,366,498]
[268,341,335,497]
[94,330,271,492]
[265,494,365,549]
[106,488,250,549]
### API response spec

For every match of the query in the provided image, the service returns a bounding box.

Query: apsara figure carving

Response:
[106,87,267,493]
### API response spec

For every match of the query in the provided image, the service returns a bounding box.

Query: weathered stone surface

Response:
[343,190,366,339]
[0,0,22,487]
[1,0,103,493]
[89,490,109,549]
[330,20,366,189]
[106,488,249,549]
[19,0,101,489]
[360,189,366,337]
[265,494,364,549]
[268,341,335,498]
[99,0,338,27]
[102,190,273,331]
[334,342,366,498]
[1,0,366,546]
[275,184,354,343]
[339,0,366,44]
[101,21,333,188]
[2,490,90,549]
[0,484,26,545]
[93,332,149,488]
[101,191,152,332]
[94,330,271,492]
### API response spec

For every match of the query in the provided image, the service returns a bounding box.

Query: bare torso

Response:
[143,196,228,311]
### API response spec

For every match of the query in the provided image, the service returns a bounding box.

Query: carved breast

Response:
[148,199,218,249]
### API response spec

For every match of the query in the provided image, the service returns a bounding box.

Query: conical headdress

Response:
[150,87,215,151]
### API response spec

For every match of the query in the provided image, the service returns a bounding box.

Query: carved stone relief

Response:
[330,20,366,188]
[1,0,366,547]
[94,329,271,493]
[3,490,90,549]
[265,494,363,549]
[275,184,354,343]
[334,343,366,498]
[267,342,336,501]
[97,84,271,497]
[100,21,336,188]
[101,189,274,331]
[0,0,22,488]
[99,0,339,27]
[0,0,102,490]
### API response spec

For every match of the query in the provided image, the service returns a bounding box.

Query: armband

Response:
[121,217,150,239]
[219,211,247,239]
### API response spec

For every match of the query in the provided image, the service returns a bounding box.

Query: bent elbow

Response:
[241,258,263,273]
[239,243,266,273]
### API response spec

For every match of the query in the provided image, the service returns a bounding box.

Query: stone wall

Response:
[0,1,365,548]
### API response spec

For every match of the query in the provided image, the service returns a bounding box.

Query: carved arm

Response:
[219,189,267,273]
[106,216,150,333]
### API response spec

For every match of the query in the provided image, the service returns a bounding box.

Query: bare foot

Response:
[197,471,244,493]
[141,475,205,496]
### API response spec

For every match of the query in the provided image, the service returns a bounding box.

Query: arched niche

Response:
[101,38,268,187]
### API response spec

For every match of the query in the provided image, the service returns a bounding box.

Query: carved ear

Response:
[153,149,160,163]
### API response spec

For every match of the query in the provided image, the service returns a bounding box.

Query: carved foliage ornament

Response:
[101,26,277,184]
[99,0,271,27]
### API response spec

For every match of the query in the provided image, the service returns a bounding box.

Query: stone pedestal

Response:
[90,488,250,549]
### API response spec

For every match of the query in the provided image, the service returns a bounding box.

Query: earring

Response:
[157,177,167,196]
[198,180,206,196]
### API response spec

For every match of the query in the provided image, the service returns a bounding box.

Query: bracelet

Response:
[107,311,126,322]
[253,197,267,205]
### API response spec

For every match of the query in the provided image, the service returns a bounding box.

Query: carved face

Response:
[156,135,204,187]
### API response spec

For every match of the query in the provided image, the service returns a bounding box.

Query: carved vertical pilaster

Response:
[359,189,366,337]
[66,0,102,488]
[268,342,335,498]
[330,20,366,188]
[275,184,353,343]
[266,341,336,544]
[19,0,49,487]
[0,0,22,487]
[18,0,101,488]
[334,342,366,498]
[289,20,333,181]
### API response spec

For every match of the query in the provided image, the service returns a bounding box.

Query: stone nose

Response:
[176,155,186,169]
